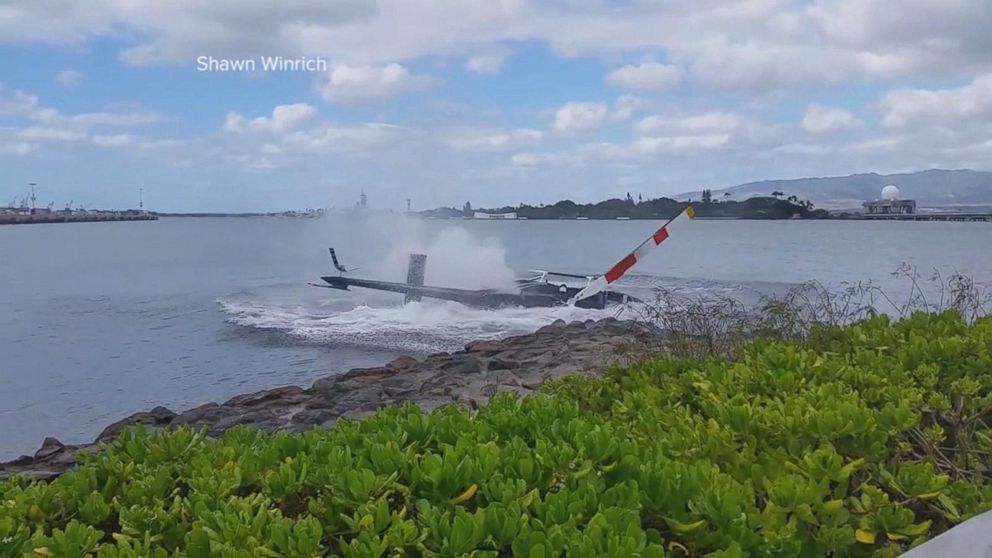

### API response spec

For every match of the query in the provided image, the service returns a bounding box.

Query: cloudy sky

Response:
[1,0,990,212]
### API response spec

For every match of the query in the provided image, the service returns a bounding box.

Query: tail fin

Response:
[329,248,349,273]
[404,253,427,303]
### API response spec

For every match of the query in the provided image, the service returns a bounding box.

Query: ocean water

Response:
[1,214,990,459]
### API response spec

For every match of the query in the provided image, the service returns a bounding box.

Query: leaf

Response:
[855,529,876,544]
[849,497,867,514]
[894,520,932,537]
[358,514,374,530]
[666,517,707,534]
[822,499,844,512]
[519,488,540,508]
[450,484,479,505]
[574,462,594,479]
[937,494,962,520]
[886,532,908,541]
[33,548,53,557]
[839,458,865,479]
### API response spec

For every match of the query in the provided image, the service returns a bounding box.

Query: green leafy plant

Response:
[3,310,992,556]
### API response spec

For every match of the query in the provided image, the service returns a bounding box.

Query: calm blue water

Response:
[1,215,990,459]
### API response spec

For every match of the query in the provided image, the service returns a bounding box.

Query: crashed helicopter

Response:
[310,205,694,310]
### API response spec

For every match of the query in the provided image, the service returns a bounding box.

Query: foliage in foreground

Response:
[3,311,992,557]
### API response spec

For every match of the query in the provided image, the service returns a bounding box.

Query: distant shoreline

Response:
[0,212,158,225]
[156,213,992,222]
[159,212,270,218]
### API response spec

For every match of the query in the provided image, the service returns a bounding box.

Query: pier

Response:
[0,211,158,225]
[860,213,991,222]
[2,185,157,225]
[859,185,990,222]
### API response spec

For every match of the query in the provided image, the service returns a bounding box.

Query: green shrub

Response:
[3,311,992,556]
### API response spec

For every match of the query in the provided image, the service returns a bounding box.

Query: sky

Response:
[0,0,991,212]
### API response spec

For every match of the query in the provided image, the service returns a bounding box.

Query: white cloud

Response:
[552,101,608,133]
[510,153,539,167]
[68,110,161,127]
[56,69,83,87]
[632,133,734,155]
[223,103,317,134]
[0,85,174,159]
[606,62,683,91]
[635,112,744,136]
[880,74,992,128]
[611,94,643,120]
[581,111,772,159]
[840,75,992,170]
[686,41,894,89]
[282,122,410,154]
[0,141,38,156]
[5,0,988,91]
[215,101,414,170]
[802,104,861,133]
[0,1,374,63]
[92,133,135,147]
[465,54,504,75]
[24,105,161,128]
[0,0,985,118]
[510,152,578,167]
[446,127,541,151]
[0,86,39,114]
[320,63,432,104]
[16,126,87,142]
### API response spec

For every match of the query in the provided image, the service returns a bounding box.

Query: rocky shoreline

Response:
[1,318,664,481]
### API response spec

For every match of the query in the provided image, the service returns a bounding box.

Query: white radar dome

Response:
[881,184,900,200]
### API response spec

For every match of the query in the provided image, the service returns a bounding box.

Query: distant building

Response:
[473,211,517,220]
[863,199,916,215]
[863,184,916,215]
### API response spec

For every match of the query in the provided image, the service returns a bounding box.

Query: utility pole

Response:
[139,188,144,212]
[28,183,36,211]
[406,198,411,211]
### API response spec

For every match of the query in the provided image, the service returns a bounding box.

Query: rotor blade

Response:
[319,275,530,308]
[528,269,596,280]
[568,205,695,305]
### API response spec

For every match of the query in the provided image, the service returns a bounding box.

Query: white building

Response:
[863,185,916,215]
[473,211,518,220]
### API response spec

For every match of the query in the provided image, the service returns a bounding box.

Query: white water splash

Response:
[218,297,625,354]
[372,226,519,291]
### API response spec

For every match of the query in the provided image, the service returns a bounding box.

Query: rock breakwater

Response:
[1,318,663,481]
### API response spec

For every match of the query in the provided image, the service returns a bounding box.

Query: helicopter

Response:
[310,206,694,310]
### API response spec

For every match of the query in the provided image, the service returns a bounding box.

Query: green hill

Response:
[426,195,829,220]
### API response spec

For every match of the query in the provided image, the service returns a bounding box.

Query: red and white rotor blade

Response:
[568,205,695,305]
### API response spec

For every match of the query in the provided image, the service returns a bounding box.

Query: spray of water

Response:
[373,226,518,291]
[304,212,518,291]
[219,297,621,354]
